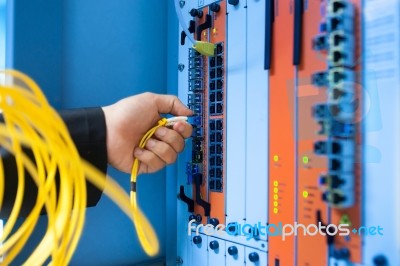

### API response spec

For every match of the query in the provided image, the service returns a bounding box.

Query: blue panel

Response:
[61,0,168,265]
[11,0,63,108]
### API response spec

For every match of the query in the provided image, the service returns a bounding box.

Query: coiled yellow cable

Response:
[0,70,160,265]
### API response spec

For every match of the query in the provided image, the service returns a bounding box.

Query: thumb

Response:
[154,94,193,116]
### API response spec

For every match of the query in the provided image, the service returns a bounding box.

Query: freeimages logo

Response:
[188,220,383,241]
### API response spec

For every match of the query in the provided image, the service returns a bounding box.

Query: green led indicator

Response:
[273,155,279,162]
[302,156,309,164]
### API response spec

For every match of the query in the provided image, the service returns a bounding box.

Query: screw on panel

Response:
[179,0,185,8]
[176,256,183,266]
[178,64,185,72]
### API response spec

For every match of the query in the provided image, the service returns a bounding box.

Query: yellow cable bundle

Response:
[0,70,159,265]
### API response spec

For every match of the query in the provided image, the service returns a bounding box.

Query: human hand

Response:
[102,93,193,174]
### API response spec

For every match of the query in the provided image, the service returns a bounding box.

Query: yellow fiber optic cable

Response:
[0,70,165,265]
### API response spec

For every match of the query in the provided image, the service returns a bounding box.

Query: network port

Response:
[189,68,203,79]
[189,57,203,68]
[217,80,223,89]
[192,151,203,163]
[216,43,224,54]
[328,0,354,18]
[210,92,216,102]
[312,71,328,87]
[192,127,203,138]
[328,47,354,68]
[216,55,223,66]
[216,103,223,114]
[189,79,203,92]
[327,15,354,32]
[188,116,202,127]
[189,104,202,114]
[313,103,329,120]
[217,91,223,101]
[329,157,354,173]
[188,93,202,105]
[216,119,223,130]
[312,34,328,51]
[322,189,354,208]
[328,68,355,85]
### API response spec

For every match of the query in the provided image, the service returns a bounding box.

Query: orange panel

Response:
[296,0,329,265]
[208,0,226,226]
[268,0,296,265]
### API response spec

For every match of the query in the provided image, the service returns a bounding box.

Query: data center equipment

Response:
[174,0,400,265]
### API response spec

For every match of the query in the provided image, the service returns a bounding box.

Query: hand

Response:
[102,93,193,174]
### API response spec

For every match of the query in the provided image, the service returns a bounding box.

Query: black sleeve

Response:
[0,107,108,218]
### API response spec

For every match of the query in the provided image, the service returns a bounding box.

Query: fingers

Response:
[153,94,193,116]
[134,148,165,173]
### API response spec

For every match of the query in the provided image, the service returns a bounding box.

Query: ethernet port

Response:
[216,132,222,142]
[209,81,215,90]
[332,87,345,100]
[329,158,341,171]
[210,57,216,67]
[210,133,215,142]
[210,104,216,115]
[216,180,222,190]
[209,180,215,190]
[217,91,223,101]
[328,174,345,189]
[313,104,328,119]
[217,80,223,89]
[194,140,202,151]
[312,71,327,87]
[209,168,215,178]
[209,121,215,130]
[216,55,223,66]
[314,141,327,155]
[330,17,340,31]
[216,68,223,78]
[210,70,216,79]
[332,50,343,64]
[216,168,222,177]
[332,32,346,47]
[210,92,216,102]
[216,157,222,167]
[216,120,223,130]
[192,151,202,163]
[216,144,222,154]
[332,1,345,14]
[217,103,223,113]
[210,145,216,154]
[217,43,223,54]
[329,104,341,117]
[331,141,342,154]
[209,157,215,166]
[312,34,327,51]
